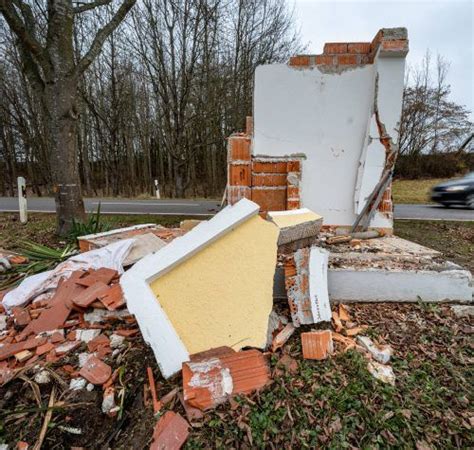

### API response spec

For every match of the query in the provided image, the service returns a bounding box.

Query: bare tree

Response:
[399,51,472,157]
[0,0,136,235]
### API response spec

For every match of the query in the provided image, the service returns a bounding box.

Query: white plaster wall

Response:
[328,269,473,302]
[253,55,405,227]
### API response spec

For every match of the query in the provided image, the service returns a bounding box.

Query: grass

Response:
[395,219,474,272]
[392,178,449,204]
[186,303,472,449]
[0,213,197,252]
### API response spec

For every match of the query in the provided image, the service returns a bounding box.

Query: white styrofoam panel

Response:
[120,198,261,378]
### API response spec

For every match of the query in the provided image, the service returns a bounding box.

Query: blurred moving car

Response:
[431,172,474,209]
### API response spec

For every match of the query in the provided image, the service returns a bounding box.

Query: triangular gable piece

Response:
[120,199,279,378]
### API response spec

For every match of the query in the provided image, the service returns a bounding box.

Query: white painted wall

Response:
[253,52,405,227]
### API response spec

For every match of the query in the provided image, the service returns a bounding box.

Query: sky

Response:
[292,0,473,117]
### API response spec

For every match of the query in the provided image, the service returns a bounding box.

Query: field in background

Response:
[392,178,449,204]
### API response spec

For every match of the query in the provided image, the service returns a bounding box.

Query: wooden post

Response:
[18,177,27,224]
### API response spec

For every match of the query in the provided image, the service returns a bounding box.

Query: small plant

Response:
[69,202,110,243]
[0,241,77,290]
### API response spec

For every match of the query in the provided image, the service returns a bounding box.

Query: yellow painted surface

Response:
[150,215,278,354]
[269,211,322,229]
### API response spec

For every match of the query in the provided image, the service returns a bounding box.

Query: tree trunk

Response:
[44,77,86,236]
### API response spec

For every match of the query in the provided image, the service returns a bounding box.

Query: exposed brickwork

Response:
[252,161,288,173]
[252,173,287,187]
[226,132,302,215]
[288,28,408,68]
[288,55,310,67]
[347,42,371,54]
[229,164,251,186]
[251,188,287,212]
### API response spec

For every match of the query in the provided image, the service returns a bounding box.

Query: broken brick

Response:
[182,349,270,411]
[301,330,333,360]
[79,356,112,385]
[150,411,189,450]
[271,323,295,352]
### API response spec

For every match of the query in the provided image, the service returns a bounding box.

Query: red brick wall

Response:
[226,120,302,216]
[289,28,408,68]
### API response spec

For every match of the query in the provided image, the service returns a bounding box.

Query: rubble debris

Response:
[357,336,393,364]
[102,386,118,415]
[79,356,112,385]
[178,392,204,422]
[70,377,88,391]
[147,366,162,414]
[14,349,33,363]
[77,223,177,253]
[99,284,125,311]
[326,235,352,245]
[76,268,117,287]
[367,361,395,385]
[180,220,203,232]
[2,239,134,311]
[121,199,279,378]
[267,208,322,251]
[338,304,351,322]
[275,354,298,374]
[301,330,333,360]
[150,411,189,450]
[271,323,295,352]
[182,349,270,411]
[450,305,474,319]
[73,281,110,308]
[285,247,331,327]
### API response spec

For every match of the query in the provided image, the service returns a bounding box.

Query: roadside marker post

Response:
[154,179,161,199]
[18,176,28,224]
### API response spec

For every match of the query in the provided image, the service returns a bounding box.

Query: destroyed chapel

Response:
[0,27,472,449]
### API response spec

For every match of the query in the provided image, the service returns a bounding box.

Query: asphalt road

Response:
[0,197,473,221]
[0,197,221,217]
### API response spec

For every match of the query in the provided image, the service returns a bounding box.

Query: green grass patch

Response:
[0,213,194,252]
[392,178,449,204]
[394,219,474,272]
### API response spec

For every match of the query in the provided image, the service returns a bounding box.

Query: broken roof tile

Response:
[87,334,110,352]
[150,411,189,450]
[79,356,112,385]
[0,336,47,361]
[301,330,333,360]
[36,342,55,356]
[12,307,31,327]
[99,284,125,311]
[73,282,111,308]
[182,349,270,411]
[21,274,85,336]
[76,268,117,287]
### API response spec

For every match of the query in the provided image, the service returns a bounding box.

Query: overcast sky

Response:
[292,0,473,117]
